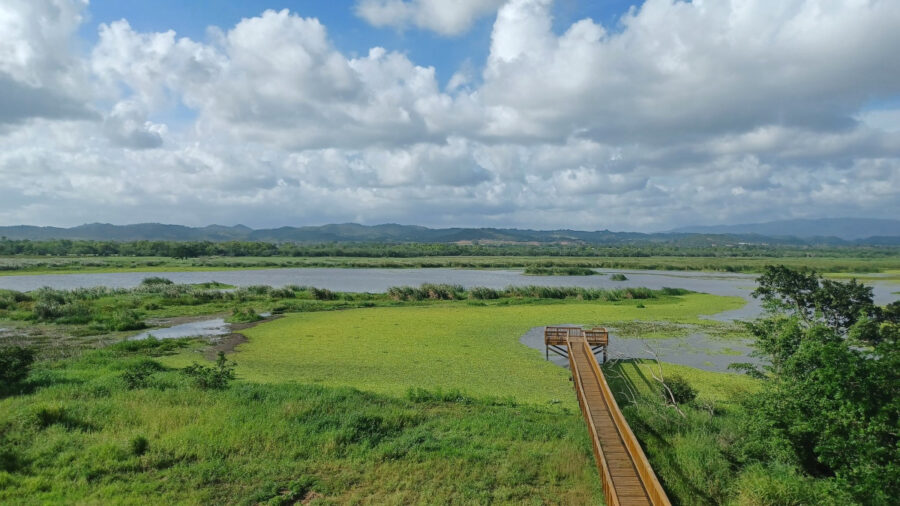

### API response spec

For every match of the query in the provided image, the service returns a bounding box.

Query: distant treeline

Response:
[1,238,898,259]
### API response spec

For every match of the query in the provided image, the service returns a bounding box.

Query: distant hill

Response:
[670,218,900,241]
[0,221,897,245]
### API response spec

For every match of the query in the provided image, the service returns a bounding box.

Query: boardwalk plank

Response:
[561,328,669,506]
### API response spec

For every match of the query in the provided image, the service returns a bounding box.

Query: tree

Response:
[740,266,899,503]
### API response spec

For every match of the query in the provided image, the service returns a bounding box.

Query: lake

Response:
[1,267,897,321]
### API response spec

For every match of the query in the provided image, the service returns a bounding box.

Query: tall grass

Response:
[386,284,679,301]
[603,360,852,505]
[0,345,602,503]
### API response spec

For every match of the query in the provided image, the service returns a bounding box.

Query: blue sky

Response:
[1,0,899,230]
[80,0,640,87]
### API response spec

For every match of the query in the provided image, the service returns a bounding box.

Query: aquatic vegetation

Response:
[524,266,597,276]
[175,292,744,405]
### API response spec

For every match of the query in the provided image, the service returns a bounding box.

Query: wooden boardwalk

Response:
[551,327,670,506]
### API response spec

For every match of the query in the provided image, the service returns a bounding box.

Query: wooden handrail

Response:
[581,339,670,506]
[568,337,620,506]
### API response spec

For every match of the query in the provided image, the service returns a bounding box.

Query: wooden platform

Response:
[564,331,670,506]
[544,326,608,362]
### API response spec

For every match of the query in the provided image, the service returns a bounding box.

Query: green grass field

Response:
[0,345,603,504]
[160,294,744,406]
[3,291,756,504]
[3,254,900,276]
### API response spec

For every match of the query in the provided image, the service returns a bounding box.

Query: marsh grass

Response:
[524,266,597,276]
[0,345,602,504]
[154,293,744,407]
[601,360,849,505]
[2,254,899,277]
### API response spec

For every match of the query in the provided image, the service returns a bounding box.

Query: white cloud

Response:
[0,0,94,125]
[102,100,166,149]
[355,0,505,36]
[0,0,899,231]
[480,0,900,143]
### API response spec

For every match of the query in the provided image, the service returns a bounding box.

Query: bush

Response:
[105,309,146,331]
[227,307,262,323]
[610,273,629,281]
[0,290,29,310]
[122,360,163,389]
[110,336,190,356]
[0,346,35,389]
[129,435,150,456]
[182,352,236,390]
[733,463,851,505]
[140,276,174,286]
[469,287,501,300]
[269,287,296,299]
[524,266,596,276]
[660,374,697,405]
[311,287,336,301]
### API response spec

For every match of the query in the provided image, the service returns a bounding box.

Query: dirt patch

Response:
[302,491,323,504]
[201,314,282,359]
[204,333,248,359]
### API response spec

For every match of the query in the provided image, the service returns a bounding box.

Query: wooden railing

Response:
[580,339,670,505]
[568,338,621,506]
[545,326,608,345]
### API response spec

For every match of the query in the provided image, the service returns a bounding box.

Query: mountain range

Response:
[0,218,897,245]
[670,218,900,241]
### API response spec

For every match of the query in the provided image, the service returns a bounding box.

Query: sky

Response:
[1,0,899,232]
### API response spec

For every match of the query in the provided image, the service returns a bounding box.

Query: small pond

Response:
[130,318,230,341]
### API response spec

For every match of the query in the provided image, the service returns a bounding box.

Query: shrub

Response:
[129,436,150,456]
[140,277,174,286]
[32,405,86,430]
[105,309,146,331]
[244,285,271,296]
[0,290,29,310]
[182,352,236,390]
[227,307,263,323]
[0,346,35,388]
[660,374,697,405]
[524,266,596,276]
[110,336,190,356]
[469,287,501,300]
[311,287,336,300]
[122,360,163,389]
[269,287,296,299]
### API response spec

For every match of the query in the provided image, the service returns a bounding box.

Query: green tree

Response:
[740,266,899,504]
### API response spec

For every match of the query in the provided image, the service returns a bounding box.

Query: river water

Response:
[4,267,888,374]
[0,267,897,322]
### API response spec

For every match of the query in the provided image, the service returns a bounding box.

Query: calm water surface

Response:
[1,268,897,321]
[519,325,764,373]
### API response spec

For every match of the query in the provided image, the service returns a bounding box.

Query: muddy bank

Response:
[203,315,282,359]
[132,313,281,359]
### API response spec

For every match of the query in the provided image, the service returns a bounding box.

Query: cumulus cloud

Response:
[355,0,505,35]
[102,100,165,149]
[480,0,900,143]
[0,0,899,231]
[0,0,95,125]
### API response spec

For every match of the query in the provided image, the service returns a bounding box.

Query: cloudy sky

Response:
[1,0,899,231]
